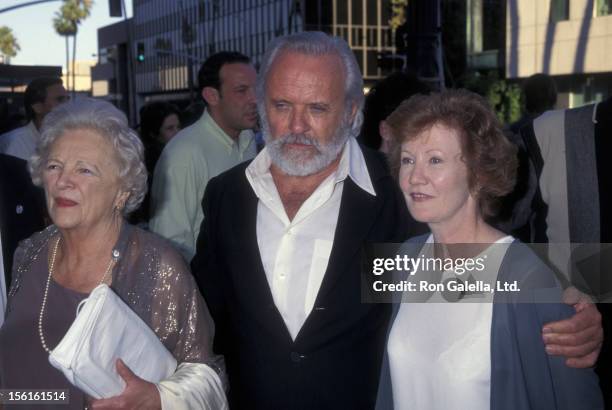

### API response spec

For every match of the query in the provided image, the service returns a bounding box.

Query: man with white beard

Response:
[191,31,409,409]
[191,32,600,409]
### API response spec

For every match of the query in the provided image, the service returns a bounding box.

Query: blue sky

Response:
[2,0,133,69]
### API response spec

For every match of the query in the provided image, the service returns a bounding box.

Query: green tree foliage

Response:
[487,79,521,124]
[53,12,77,36]
[0,26,20,62]
[389,0,409,31]
[54,13,76,91]
[462,70,521,125]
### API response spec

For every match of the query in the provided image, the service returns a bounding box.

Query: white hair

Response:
[29,98,147,214]
[263,115,352,176]
[256,31,364,140]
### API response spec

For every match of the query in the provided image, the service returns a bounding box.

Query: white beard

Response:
[262,119,350,177]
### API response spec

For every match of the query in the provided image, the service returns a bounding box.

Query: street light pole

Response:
[120,0,138,127]
[0,0,61,14]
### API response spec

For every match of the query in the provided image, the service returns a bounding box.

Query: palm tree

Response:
[0,26,20,64]
[53,0,93,94]
[53,14,76,90]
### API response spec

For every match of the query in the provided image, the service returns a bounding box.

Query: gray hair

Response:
[29,98,147,214]
[256,31,364,138]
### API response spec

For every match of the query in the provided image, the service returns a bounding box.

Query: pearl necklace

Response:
[38,236,119,353]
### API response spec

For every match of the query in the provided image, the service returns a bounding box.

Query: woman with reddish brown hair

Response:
[375,89,602,410]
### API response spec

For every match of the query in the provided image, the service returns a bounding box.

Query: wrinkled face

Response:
[216,63,258,134]
[262,51,353,176]
[158,113,181,143]
[36,84,69,118]
[399,124,476,228]
[43,129,128,233]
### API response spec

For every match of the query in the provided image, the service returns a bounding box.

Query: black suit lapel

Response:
[230,174,294,343]
[312,177,379,311]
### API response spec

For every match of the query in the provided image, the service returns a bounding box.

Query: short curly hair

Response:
[29,98,147,215]
[386,89,518,219]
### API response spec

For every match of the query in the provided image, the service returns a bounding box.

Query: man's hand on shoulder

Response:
[542,287,603,368]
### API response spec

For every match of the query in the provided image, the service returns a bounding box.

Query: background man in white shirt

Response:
[150,52,258,260]
[192,32,603,409]
[0,77,68,160]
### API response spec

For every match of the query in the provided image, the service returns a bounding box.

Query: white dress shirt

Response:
[0,121,40,161]
[245,138,375,340]
[388,234,514,410]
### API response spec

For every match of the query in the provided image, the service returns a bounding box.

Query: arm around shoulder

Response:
[536,302,604,409]
[492,247,604,410]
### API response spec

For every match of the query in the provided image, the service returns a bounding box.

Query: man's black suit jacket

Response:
[0,154,46,286]
[192,146,412,409]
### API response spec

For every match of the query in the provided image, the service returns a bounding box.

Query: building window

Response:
[550,0,569,22]
[595,0,612,15]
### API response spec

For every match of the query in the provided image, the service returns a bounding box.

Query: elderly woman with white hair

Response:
[0,99,227,409]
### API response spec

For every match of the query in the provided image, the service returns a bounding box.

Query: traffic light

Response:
[136,42,145,63]
[109,0,122,17]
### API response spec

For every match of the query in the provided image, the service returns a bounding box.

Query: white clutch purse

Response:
[48,284,178,399]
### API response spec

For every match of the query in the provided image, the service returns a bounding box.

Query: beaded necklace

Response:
[38,236,119,353]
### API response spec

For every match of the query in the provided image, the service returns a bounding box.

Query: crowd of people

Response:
[0,30,608,409]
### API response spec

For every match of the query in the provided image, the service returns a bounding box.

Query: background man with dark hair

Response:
[509,73,558,135]
[359,71,430,154]
[0,77,68,160]
[0,153,46,326]
[150,51,258,260]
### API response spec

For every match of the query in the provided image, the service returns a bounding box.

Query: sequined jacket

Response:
[8,222,219,365]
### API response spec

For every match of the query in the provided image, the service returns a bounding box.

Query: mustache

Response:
[274,133,322,151]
